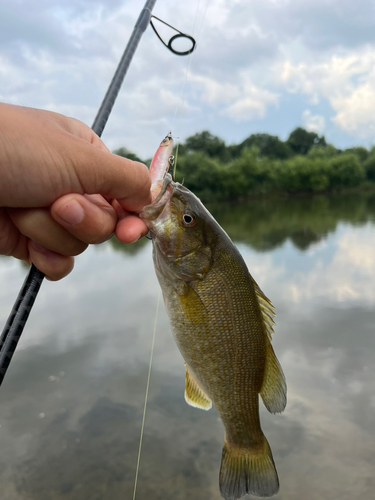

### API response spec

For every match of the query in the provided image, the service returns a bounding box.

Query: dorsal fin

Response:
[251,277,276,341]
[250,277,287,413]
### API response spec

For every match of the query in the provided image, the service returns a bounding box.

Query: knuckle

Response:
[65,240,88,256]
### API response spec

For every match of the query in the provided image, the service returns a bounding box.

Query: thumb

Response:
[71,143,151,212]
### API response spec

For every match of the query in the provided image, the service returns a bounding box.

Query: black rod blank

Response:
[0,265,44,383]
[0,0,158,387]
[92,0,157,136]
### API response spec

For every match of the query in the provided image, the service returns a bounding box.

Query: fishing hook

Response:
[150,15,196,56]
[168,155,175,181]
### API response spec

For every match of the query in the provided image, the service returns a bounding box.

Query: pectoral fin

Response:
[184,364,212,410]
[260,339,287,413]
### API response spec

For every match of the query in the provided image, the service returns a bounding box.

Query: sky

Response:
[1,0,375,158]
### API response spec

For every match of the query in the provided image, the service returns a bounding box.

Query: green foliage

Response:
[113,127,375,201]
[328,154,365,188]
[276,156,330,193]
[174,151,226,201]
[113,147,143,163]
[103,192,375,256]
[363,153,375,180]
[344,146,369,162]
[287,127,326,155]
[185,131,230,162]
[307,144,338,159]
[208,192,375,252]
[235,133,293,160]
[221,148,276,198]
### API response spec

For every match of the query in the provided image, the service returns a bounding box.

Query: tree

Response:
[363,153,375,180]
[287,127,326,155]
[328,154,365,188]
[307,144,338,159]
[113,147,143,163]
[344,147,369,163]
[237,133,293,160]
[185,131,229,161]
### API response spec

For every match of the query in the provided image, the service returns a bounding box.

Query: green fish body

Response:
[141,174,286,499]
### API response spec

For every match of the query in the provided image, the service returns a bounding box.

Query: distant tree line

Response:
[114,127,375,201]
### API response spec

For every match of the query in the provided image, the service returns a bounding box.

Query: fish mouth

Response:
[140,173,174,222]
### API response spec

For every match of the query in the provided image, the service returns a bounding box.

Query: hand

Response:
[0,103,151,280]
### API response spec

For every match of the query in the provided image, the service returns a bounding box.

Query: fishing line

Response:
[132,291,160,500]
[131,6,204,494]
[131,4,206,494]
[171,0,211,179]
[172,0,201,127]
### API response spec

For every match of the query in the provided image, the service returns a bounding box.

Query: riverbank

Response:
[115,128,375,202]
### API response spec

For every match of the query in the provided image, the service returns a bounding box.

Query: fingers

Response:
[28,241,74,281]
[7,208,88,256]
[51,194,117,244]
[115,215,149,244]
[112,200,149,243]
[0,208,74,280]
[0,208,22,256]
[6,194,117,281]
[4,196,148,280]
[8,194,118,255]
[0,104,152,211]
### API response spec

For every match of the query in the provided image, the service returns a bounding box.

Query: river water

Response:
[1,192,375,500]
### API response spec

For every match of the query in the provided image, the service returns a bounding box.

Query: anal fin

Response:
[184,363,212,410]
[260,339,287,414]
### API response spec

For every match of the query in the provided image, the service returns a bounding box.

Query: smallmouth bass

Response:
[140,134,287,499]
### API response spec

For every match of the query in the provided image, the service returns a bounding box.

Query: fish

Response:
[140,133,287,499]
[149,131,174,201]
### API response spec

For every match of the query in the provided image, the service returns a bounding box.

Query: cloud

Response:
[332,83,375,136]
[280,48,375,139]
[224,84,279,121]
[284,225,375,305]
[302,109,325,134]
[189,72,279,121]
[3,0,375,155]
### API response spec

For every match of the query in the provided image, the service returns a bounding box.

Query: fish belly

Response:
[163,258,267,445]
[156,248,281,498]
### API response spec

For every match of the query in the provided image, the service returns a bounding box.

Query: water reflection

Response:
[1,192,375,499]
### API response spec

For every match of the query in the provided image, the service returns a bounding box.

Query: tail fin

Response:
[219,436,279,499]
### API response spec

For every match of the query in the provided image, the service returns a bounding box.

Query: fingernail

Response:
[57,200,84,225]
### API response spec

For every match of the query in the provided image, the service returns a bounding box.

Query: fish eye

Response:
[182,213,196,226]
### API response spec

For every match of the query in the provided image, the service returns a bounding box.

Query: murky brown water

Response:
[1,192,375,499]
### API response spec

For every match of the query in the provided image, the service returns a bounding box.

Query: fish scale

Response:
[140,134,287,499]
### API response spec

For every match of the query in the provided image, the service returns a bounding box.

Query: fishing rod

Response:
[0,0,196,387]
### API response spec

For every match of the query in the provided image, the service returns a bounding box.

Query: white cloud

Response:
[189,72,279,121]
[302,109,325,134]
[3,0,375,155]
[239,222,375,310]
[332,83,375,136]
[284,225,375,305]
[187,73,238,106]
[225,84,278,121]
[280,48,375,138]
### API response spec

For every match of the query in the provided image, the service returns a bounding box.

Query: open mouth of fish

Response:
[140,173,174,223]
